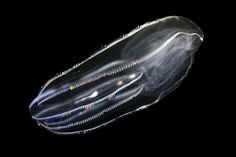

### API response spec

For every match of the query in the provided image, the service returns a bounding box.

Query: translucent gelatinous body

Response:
[29,16,203,135]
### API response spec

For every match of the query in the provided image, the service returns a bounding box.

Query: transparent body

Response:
[29,16,204,135]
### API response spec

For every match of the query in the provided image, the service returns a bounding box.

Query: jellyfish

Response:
[29,16,204,135]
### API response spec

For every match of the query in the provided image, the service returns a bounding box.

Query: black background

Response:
[4,2,227,154]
